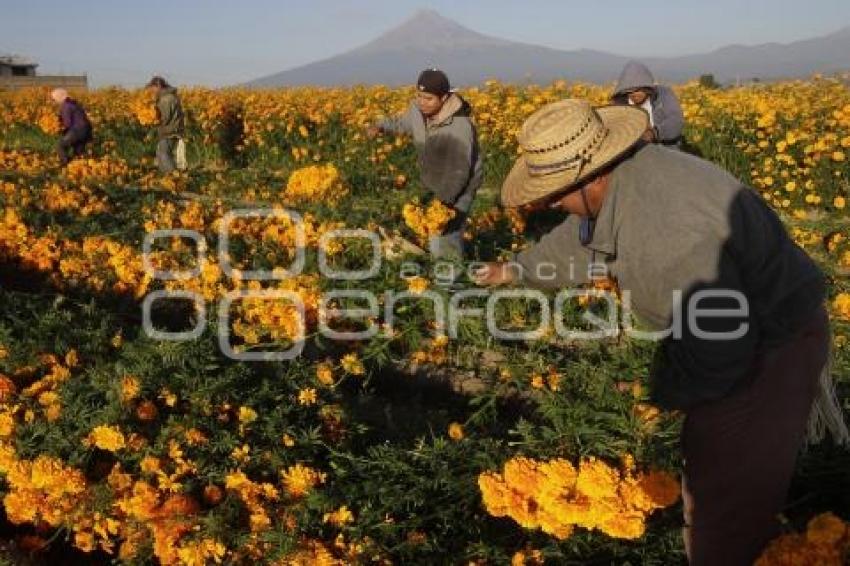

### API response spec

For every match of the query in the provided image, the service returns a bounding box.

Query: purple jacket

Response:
[59,99,91,133]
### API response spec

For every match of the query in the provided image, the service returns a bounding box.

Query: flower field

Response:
[0,78,848,564]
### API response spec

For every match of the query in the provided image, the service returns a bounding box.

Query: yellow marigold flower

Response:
[0,411,17,438]
[111,331,124,349]
[0,345,7,360]
[185,428,208,446]
[530,373,545,389]
[511,549,544,566]
[64,350,79,367]
[636,470,680,509]
[282,434,296,447]
[36,108,61,135]
[340,353,365,376]
[120,375,140,403]
[107,464,133,493]
[756,512,850,565]
[835,196,846,209]
[448,422,465,441]
[231,444,251,463]
[805,512,848,546]
[281,463,326,498]
[37,391,59,407]
[224,470,249,491]
[74,531,96,553]
[832,151,846,162]
[177,538,227,566]
[323,505,355,526]
[238,406,258,423]
[298,388,318,406]
[285,163,348,204]
[406,276,430,295]
[44,404,62,422]
[140,456,162,474]
[159,388,177,407]
[598,512,647,540]
[130,91,158,126]
[479,454,678,541]
[402,199,456,243]
[85,425,125,452]
[3,490,38,524]
[316,363,335,386]
[833,293,850,321]
[575,458,619,500]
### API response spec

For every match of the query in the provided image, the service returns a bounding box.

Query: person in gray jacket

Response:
[146,76,187,173]
[611,61,684,145]
[369,69,482,260]
[474,99,846,565]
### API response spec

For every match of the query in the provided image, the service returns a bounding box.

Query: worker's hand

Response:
[471,262,518,286]
[641,127,657,142]
[366,125,381,138]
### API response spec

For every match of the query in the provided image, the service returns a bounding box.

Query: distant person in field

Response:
[611,61,684,145]
[368,68,482,260]
[146,76,187,173]
[51,88,92,166]
[473,99,847,565]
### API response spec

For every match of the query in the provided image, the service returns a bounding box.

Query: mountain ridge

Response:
[248,11,850,87]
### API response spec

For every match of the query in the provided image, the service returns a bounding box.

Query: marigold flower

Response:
[120,375,140,403]
[406,276,430,295]
[135,400,158,421]
[340,353,365,376]
[281,463,326,498]
[85,425,125,452]
[298,388,318,406]
[316,363,335,386]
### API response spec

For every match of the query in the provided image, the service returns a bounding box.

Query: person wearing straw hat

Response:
[367,68,482,260]
[50,88,93,166]
[146,76,187,173]
[473,99,846,564]
[611,61,684,145]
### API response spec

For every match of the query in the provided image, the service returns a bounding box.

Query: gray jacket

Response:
[156,86,185,140]
[378,94,483,213]
[612,61,684,144]
[515,144,825,410]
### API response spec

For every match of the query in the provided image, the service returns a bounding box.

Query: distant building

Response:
[0,55,38,77]
[0,54,87,91]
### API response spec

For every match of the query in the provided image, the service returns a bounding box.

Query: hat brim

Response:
[501,105,648,208]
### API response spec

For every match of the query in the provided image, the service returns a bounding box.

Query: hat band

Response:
[524,125,609,177]
[526,155,583,175]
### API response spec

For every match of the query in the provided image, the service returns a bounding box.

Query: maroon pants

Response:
[682,306,830,565]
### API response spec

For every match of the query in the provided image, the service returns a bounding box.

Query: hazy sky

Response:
[3,0,850,87]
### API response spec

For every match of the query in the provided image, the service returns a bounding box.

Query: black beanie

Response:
[417,68,450,96]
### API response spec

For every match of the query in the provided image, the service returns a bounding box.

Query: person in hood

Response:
[51,88,92,166]
[146,76,187,173]
[368,69,483,260]
[611,61,684,145]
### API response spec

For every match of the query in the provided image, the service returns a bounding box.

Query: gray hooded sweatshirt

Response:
[377,94,483,214]
[612,61,684,145]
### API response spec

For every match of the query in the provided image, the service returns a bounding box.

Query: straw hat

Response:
[502,99,648,207]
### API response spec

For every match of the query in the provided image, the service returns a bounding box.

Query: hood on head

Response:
[613,61,656,96]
